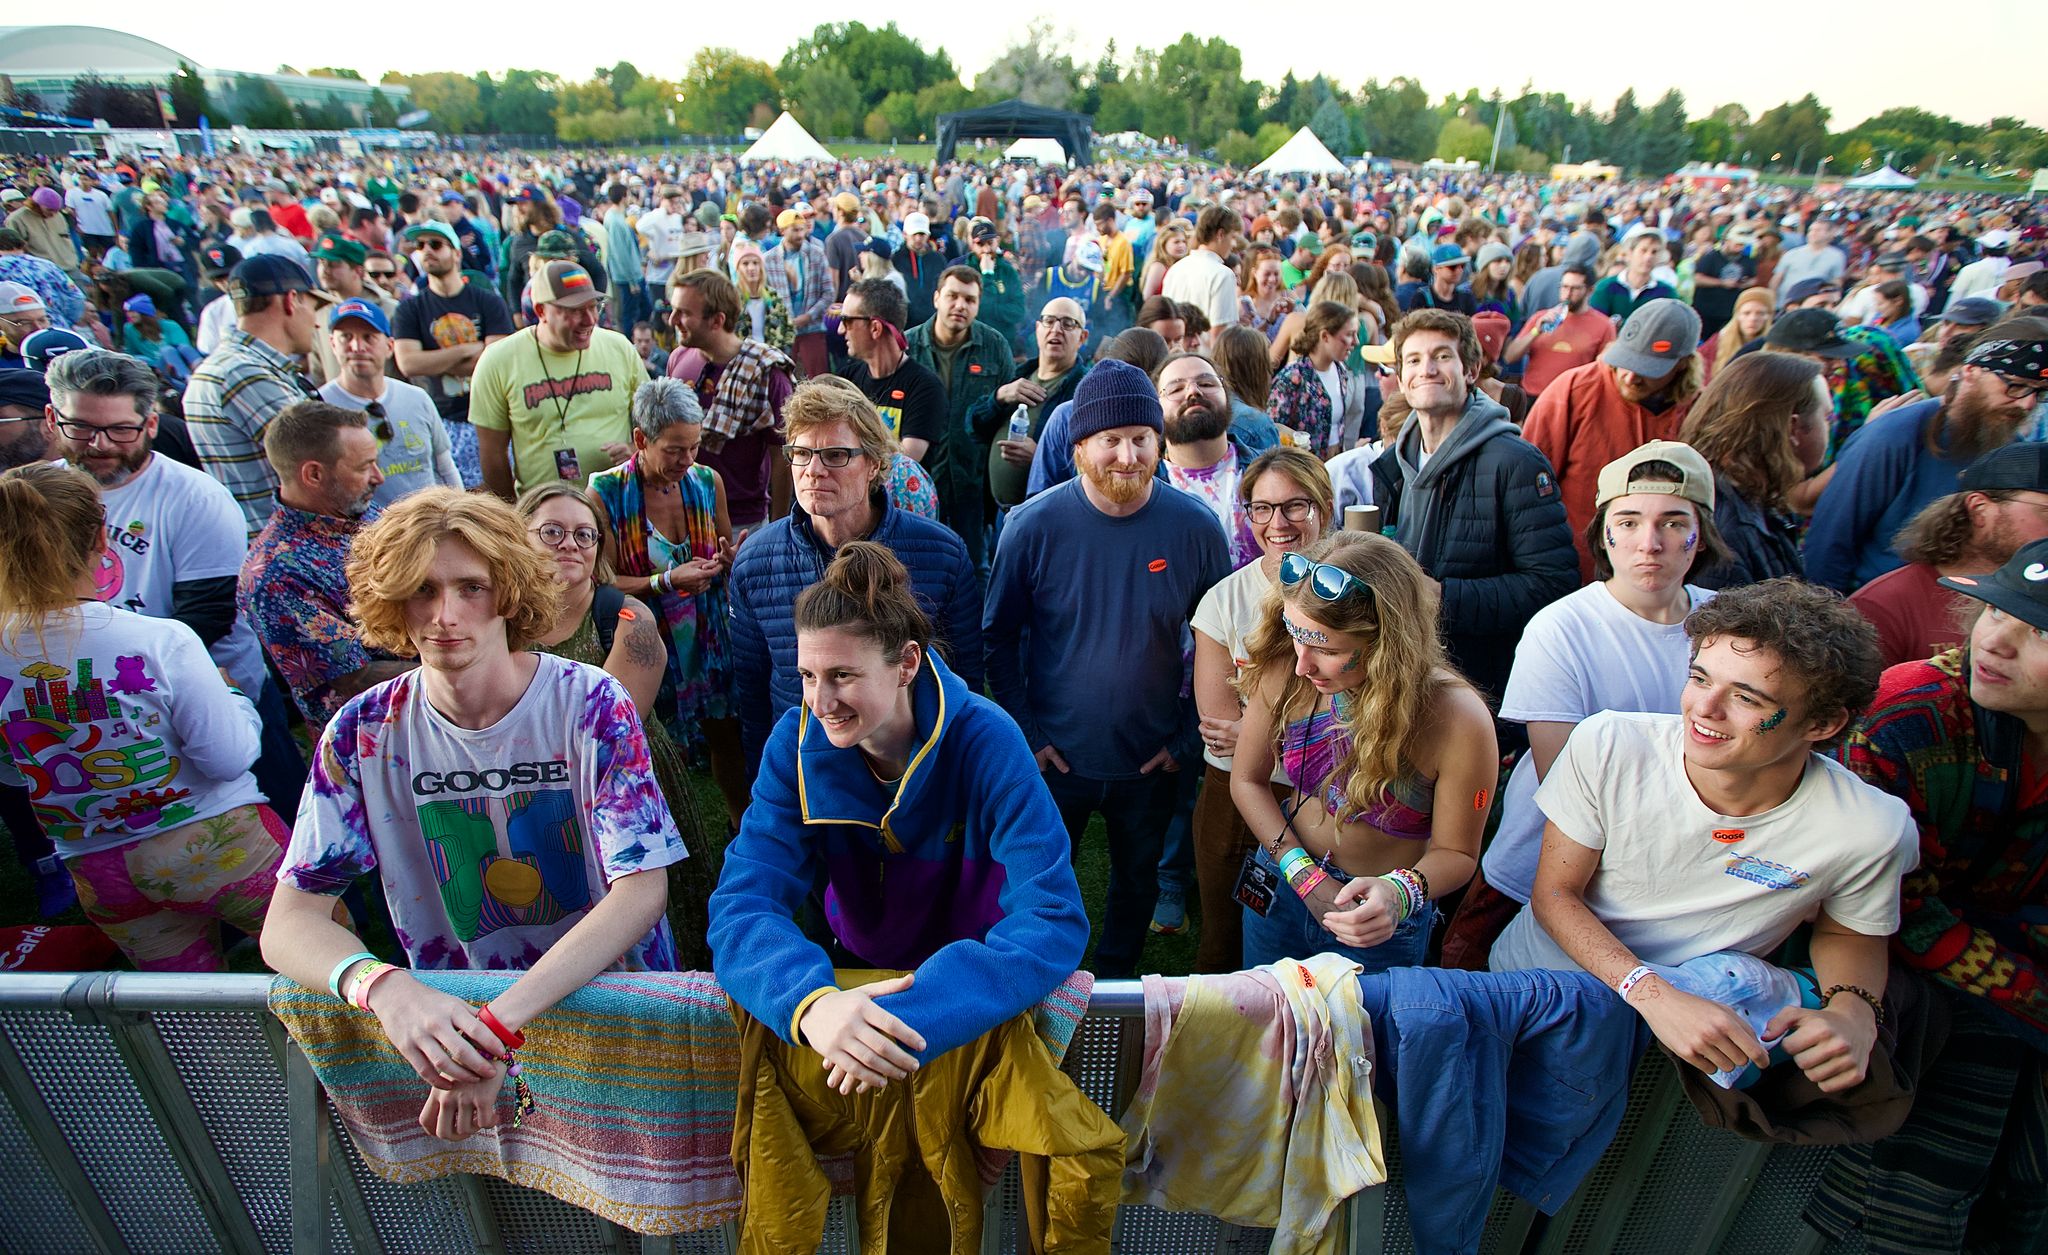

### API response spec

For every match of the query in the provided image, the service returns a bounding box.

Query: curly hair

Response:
[1237,532,1467,822]
[1683,577,1883,738]
[347,488,561,657]
[1389,308,1481,378]
[1892,489,2018,567]
[783,376,898,496]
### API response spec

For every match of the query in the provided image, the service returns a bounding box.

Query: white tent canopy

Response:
[1250,127,1347,176]
[741,112,833,164]
[1844,165,1918,190]
[1003,136,1068,164]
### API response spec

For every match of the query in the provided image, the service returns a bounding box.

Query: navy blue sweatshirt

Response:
[983,476,1229,778]
[1804,399,1957,592]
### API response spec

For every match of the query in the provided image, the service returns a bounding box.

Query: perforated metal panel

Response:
[328,1104,478,1253]
[1719,1144,1838,1253]
[0,1008,220,1254]
[151,1009,297,1252]
[1060,1014,1129,1112]
[0,1058,97,1255]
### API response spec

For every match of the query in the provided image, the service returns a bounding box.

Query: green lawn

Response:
[0,762,1202,979]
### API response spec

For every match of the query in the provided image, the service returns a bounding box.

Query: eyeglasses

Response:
[412,237,450,251]
[53,411,149,445]
[839,314,880,330]
[1279,551,1374,607]
[365,400,393,442]
[1037,315,1084,332]
[784,445,865,468]
[1246,498,1315,524]
[1996,375,2048,402]
[530,523,600,550]
[366,269,398,281]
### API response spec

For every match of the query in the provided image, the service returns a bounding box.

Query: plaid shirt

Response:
[185,329,309,538]
[761,237,832,327]
[237,504,373,728]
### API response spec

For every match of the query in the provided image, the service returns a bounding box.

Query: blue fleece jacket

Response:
[727,492,982,774]
[1803,399,1958,592]
[707,652,1089,1062]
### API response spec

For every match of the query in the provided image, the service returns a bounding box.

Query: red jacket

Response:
[1521,362,1693,582]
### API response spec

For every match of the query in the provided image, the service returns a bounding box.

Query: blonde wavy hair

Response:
[0,465,104,654]
[1237,532,1464,822]
[347,488,561,656]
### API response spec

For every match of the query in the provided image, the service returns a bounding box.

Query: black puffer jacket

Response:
[1370,392,1577,704]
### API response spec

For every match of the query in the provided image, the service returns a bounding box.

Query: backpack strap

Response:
[592,582,627,657]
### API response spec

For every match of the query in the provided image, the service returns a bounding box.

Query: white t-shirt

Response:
[196,296,236,355]
[1317,362,1344,428]
[1482,582,1713,903]
[0,603,263,855]
[67,187,116,237]
[92,454,271,695]
[1189,561,1287,779]
[280,654,689,971]
[1489,711,1919,975]
[637,208,687,280]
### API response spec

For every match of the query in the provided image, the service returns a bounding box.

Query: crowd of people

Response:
[2,139,2047,1252]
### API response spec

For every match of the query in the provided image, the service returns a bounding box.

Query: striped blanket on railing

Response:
[270,969,1095,1235]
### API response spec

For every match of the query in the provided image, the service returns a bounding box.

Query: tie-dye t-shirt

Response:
[279,654,688,971]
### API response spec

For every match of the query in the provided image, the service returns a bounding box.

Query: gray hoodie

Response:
[1390,389,1516,561]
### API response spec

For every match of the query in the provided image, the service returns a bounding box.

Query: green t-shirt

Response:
[468,325,644,495]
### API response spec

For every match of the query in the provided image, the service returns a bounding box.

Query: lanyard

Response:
[531,337,586,435]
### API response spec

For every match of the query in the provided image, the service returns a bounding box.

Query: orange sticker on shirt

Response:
[1297,965,1317,989]
[1147,558,1168,573]
[1711,828,1746,844]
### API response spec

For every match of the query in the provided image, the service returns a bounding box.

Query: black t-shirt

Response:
[391,281,515,421]
[1692,248,1756,332]
[841,358,947,450]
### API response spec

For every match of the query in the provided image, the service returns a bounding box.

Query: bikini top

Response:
[1281,703,1435,840]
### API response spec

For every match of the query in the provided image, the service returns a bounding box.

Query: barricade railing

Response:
[0,972,1837,1254]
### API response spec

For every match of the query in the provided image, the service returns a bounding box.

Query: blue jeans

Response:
[1156,763,1202,896]
[1240,844,1437,972]
[1043,769,1178,978]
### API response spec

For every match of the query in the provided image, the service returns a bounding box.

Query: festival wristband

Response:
[1616,964,1654,1001]
[1291,867,1329,900]
[1278,847,1314,878]
[477,1004,526,1051]
[327,951,378,1000]
[348,961,398,1011]
[1376,875,1415,926]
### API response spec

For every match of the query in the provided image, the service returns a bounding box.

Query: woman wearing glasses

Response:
[585,379,749,834]
[515,480,720,970]
[1230,531,1497,970]
[1186,446,1331,972]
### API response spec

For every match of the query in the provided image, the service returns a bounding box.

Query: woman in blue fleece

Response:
[708,541,1088,1092]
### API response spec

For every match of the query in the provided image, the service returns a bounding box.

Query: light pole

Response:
[1811,155,1831,190]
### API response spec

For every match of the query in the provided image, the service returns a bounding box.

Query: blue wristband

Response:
[327,950,378,1000]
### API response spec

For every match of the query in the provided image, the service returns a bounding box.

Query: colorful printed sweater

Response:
[708,651,1089,1061]
[1840,650,2048,1049]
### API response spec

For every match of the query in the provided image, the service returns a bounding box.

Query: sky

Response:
[37,3,2048,132]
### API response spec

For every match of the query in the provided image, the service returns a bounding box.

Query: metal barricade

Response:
[0,973,1839,1254]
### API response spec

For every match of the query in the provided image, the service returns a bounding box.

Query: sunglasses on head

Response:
[1279,551,1374,607]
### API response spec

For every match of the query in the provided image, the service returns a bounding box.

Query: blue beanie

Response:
[1068,359,1163,444]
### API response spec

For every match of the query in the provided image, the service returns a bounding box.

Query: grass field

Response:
[0,761,1204,978]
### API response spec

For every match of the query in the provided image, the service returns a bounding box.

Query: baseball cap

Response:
[2003,261,2045,287]
[0,368,49,409]
[1129,188,1154,204]
[1780,277,1839,308]
[311,234,367,266]
[0,189,22,206]
[122,294,157,318]
[1595,440,1716,511]
[1603,298,1702,379]
[1871,252,1909,270]
[1075,239,1105,273]
[510,184,545,204]
[1930,297,2003,327]
[903,212,931,237]
[229,254,328,302]
[775,208,803,230]
[530,261,599,309]
[0,282,47,316]
[200,242,243,277]
[1765,309,1860,359]
[1429,243,1468,268]
[30,188,62,212]
[1980,229,2013,251]
[19,327,90,372]
[1959,442,2048,494]
[439,190,469,205]
[534,229,579,259]
[1939,537,2048,631]
[831,192,860,215]
[402,220,462,251]
[861,236,894,260]
[228,206,255,231]
[328,298,390,337]
[967,216,997,244]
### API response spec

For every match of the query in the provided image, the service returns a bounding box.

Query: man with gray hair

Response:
[45,349,307,818]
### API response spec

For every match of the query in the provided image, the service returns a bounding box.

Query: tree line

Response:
[6,25,2042,180]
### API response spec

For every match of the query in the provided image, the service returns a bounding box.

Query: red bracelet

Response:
[477,1004,525,1051]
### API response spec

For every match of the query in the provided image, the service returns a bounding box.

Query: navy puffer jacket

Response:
[729,492,983,774]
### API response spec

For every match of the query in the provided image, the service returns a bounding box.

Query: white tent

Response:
[1249,127,1347,176]
[1004,136,1068,165]
[741,112,833,164]
[1844,165,1918,190]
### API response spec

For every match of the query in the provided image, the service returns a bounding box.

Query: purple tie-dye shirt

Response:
[278,654,687,971]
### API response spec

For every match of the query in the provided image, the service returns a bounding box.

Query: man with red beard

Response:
[1806,321,2048,593]
[983,359,1230,978]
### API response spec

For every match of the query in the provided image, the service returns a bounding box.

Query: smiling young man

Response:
[260,487,686,1141]
[1492,579,1918,1094]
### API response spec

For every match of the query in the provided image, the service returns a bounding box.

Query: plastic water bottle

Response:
[1009,411,1032,442]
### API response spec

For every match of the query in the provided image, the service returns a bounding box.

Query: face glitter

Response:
[1757,707,1788,733]
[1682,531,1697,551]
[1283,614,1330,645]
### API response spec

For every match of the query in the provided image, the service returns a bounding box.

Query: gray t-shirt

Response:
[318,378,462,509]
